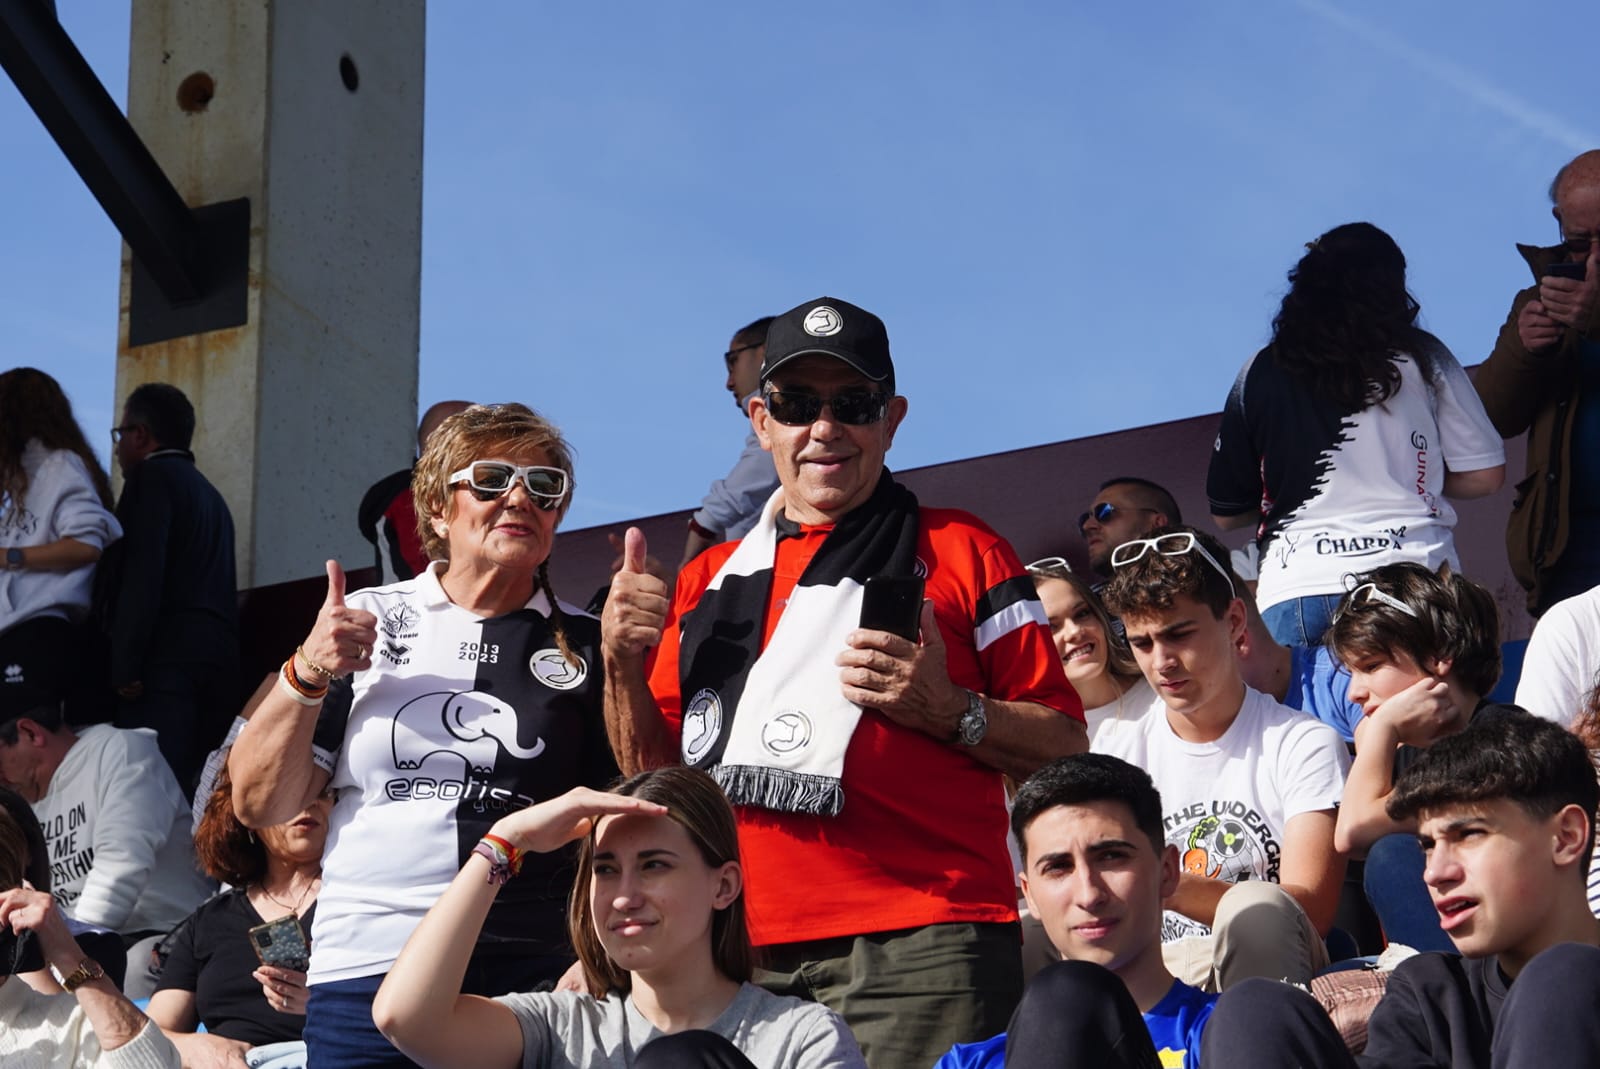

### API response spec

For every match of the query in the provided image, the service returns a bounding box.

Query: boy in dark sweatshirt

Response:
[1202,707,1600,1068]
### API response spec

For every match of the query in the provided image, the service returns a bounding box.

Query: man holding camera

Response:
[1475,149,1600,615]
[602,296,1086,1067]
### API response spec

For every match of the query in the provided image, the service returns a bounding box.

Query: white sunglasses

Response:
[1026,556,1073,575]
[448,460,568,510]
[1340,581,1419,619]
[1109,532,1237,599]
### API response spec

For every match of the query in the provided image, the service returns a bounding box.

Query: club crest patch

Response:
[802,305,843,337]
[761,711,812,756]
[682,688,723,764]
[528,648,588,690]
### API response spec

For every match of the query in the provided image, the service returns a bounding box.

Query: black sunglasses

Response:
[1077,502,1158,533]
[761,387,890,427]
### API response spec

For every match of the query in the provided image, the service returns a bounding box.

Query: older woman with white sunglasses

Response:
[229,403,619,1069]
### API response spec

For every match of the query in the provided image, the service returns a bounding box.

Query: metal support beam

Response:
[0,0,207,302]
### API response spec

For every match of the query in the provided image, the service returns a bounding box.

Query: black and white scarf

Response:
[677,471,920,816]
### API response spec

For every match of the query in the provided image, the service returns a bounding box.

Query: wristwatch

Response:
[955,689,988,746]
[5,547,22,570]
[60,958,104,993]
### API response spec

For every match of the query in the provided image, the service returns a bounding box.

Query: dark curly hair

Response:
[1573,676,1600,754]
[0,368,114,512]
[1267,222,1435,411]
[1326,562,1502,699]
[1102,525,1240,622]
[1387,708,1598,874]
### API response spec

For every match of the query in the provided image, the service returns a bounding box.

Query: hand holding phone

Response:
[860,575,925,641]
[248,914,310,973]
[1544,260,1587,281]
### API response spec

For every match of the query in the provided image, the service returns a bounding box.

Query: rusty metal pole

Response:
[116,0,424,586]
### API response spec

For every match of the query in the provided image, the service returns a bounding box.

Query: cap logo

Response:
[802,306,843,337]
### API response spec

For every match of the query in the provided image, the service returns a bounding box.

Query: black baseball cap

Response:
[0,651,65,724]
[0,679,56,724]
[760,297,895,394]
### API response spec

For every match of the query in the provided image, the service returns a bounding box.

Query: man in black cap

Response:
[602,297,1087,1066]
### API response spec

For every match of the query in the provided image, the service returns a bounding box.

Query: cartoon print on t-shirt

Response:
[1162,802,1281,941]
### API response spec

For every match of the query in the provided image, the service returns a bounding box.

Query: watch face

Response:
[5,548,21,567]
[960,717,986,746]
[958,695,988,746]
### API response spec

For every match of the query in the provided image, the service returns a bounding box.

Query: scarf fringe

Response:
[713,765,846,817]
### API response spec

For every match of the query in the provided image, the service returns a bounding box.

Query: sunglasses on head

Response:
[1338,581,1419,620]
[761,387,890,427]
[1109,532,1237,599]
[1026,556,1073,575]
[448,460,568,509]
[1078,501,1159,533]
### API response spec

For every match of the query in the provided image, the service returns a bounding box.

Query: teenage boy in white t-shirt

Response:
[1096,525,1350,991]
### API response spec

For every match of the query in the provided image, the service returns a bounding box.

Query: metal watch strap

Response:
[956,689,988,746]
[61,957,104,993]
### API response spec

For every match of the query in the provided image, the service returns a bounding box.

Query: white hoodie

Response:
[0,441,121,631]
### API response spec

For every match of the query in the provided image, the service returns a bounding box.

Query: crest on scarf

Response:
[682,688,723,764]
[761,711,812,756]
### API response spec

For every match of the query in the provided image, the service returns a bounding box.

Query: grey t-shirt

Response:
[494,982,864,1069]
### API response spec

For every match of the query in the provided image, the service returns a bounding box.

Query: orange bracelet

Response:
[281,657,328,700]
[481,833,523,875]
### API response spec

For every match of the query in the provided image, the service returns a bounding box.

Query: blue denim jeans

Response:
[1262,594,1344,648]
[304,953,568,1069]
[304,976,420,1069]
[1363,833,1454,952]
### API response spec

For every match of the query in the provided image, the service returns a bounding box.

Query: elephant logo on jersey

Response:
[761,711,812,756]
[529,648,588,691]
[382,602,420,639]
[391,690,545,775]
[681,689,722,765]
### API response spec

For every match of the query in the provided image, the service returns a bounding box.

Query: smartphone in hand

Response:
[859,575,925,641]
[248,914,310,972]
[1544,260,1587,281]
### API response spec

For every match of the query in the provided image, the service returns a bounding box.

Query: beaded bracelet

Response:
[473,834,524,885]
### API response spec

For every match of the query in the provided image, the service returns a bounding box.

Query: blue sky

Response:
[5,3,1596,532]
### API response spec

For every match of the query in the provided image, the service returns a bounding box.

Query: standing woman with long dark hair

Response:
[1207,222,1507,647]
[0,368,121,717]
